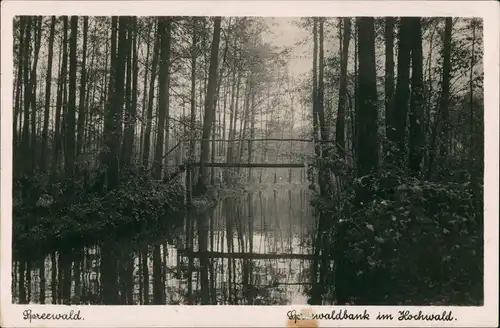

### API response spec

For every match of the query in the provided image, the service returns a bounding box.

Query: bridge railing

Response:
[169,138,333,187]
[180,138,322,163]
[159,138,350,195]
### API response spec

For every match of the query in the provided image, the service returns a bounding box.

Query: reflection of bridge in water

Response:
[177,186,319,305]
[12,139,336,305]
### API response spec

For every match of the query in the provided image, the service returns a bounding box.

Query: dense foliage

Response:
[304,15,484,306]
[312,167,483,305]
[13,169,185,257]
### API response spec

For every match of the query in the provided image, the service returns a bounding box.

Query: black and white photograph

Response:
[1,1,498,326]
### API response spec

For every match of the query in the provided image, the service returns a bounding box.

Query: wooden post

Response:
[184,166,188,206]
[186,166,192,206]
[247,139,251,162]
[247,139,252,182]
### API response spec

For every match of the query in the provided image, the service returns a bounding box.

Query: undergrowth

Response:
[13,168,186,257]
[311,166,483,305]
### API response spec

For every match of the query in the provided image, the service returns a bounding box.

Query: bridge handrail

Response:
[185,138,334,143]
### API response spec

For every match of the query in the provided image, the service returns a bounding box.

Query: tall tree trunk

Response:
[228,72,241,164]
[317,18,328,145]
[109,16,127,186]
[408,18,424,175]
[226,67,237,165]
[317,18,331,203]
[139,23,151,161]
[76,17,89,166]
[189,17,198,158]
[41,17,56,172]
[355,17,379,186]
[142,22,160,168]
[123,19,133,164]
[197,17,222,194]
[83,22,97,160]
[122,17,138,168]
[238,79,250,166]
[312,19,320,156]
[438,18,453,163]
[248,77,256,182]
[29,17,43,172]
[51,25,67,176]
[13,18,26,154]
[152,18,171,181]
[384,17,395,141]
[222,83,228,157]
[62,69,68,162]
[424,24,436,143]
[21,17,32,176]
[387,18,411,164]
[335,18,351,156]
[211,29,229,184]
[352,19,358,158]
[65,16,78,177]
[130,17,139,164]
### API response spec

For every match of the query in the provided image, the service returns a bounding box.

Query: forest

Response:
[11,16,483,306]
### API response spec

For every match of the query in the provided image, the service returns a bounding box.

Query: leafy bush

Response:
[313,168,483,305]
[13,168,186,256]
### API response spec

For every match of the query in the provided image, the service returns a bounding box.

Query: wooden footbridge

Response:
[158,137,338,196]
[177,249,335,261]
[164,138,331,171]
[158,137,325,184]
[160,138,335,263]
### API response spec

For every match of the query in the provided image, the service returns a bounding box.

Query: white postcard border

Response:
[1,1,498,327]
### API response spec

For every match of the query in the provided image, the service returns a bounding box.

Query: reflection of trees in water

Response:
[183,188,316,305]
[12,187,317,305]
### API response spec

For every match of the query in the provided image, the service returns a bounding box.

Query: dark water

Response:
[12,174,328,305]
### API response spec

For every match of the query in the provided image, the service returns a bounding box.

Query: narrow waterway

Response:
[12,169,330,305]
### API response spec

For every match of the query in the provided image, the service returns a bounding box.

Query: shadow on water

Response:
[12,177,335,305]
